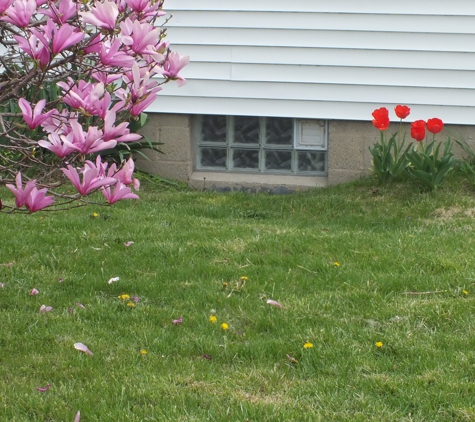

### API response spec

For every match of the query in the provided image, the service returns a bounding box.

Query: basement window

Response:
[195,116,327,175]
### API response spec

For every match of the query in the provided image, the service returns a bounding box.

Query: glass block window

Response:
[196,116,327,175]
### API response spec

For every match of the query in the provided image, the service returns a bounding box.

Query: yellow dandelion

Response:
[140,349,147,355]
[375,341,383,348]
[303,342,313,349]
[333,262,340,267]
[118,294,130,300]
[221,322,229,330]
[222,282,228,287]
[209,315,217,323]
[463,290,469,295]
[93,213,99,218]
[126,302,135,307]
[240,276,248,281]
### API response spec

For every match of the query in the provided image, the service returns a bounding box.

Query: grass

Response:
[2,174,475,421]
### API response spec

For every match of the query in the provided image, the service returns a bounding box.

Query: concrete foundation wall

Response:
[136,114,192,182]
[137,113,475,190]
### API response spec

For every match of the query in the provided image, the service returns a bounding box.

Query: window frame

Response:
[195,115,327,176]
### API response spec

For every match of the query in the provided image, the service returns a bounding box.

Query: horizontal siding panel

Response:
[159,80,475,107]
[175,45,475,72]
[167,27,475,52]
[181,62,475,90]
[156,2,475,124]
[164,0,475,15]
[147,96,473,125]
[167,11,475,34]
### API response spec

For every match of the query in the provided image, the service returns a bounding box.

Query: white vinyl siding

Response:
[149,1,475,124]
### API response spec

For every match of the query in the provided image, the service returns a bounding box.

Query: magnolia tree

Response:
[0,0,188,213]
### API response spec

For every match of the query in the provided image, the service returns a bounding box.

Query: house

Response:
[138,0,475,190]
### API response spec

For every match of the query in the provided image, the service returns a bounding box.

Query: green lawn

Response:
[2,175,475,421]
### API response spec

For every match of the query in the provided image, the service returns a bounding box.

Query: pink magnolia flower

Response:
[57,79,105,115]
[101,181,139,204]
[159,52,189,86]
[61,121,116,155]
[13,34,50,69]
[103,110,142,143]
[120,18,161,55]
[99,38,135,68]
[25,186,55,212]
[18,98,57,130]
[1,0,36,27]
[91,70,121,85]
[38,132,77,158]
[6,172,36,208]
[80,0,118,30]
[0,0,14,14]
[124,0,164,19]
[62,161,117,196]
[124,0,151,13]
[83,33,102,54]
[113,157,139,189]
[129,93,157,116]
[42,0,77,24]
[94,92,112,120]
[118,63,162,116]
[50,23,84,55]
[40,109,77,135]
[127,63,162,99]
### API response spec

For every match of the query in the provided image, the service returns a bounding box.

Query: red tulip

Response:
[410,120,426,142]
[372,107,390,131]
[395,105,410,119]
[427,118,444,134]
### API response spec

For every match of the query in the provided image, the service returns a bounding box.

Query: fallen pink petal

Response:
[172,316,183,325]
[108,276,120,284]
[39,305,52,313]
[266,299,282,308]
[286,354,298,363]
[68,307,73,314]
[131,296,140,303]
[203,354,212,360]
[36,383,52,392]
[0,283,4,289]
[124,241,134,247]
[74,342,94,356]
[74,410,81,422]
[0,262,13,267]
[30,288,39,295]
[76,302,86,309]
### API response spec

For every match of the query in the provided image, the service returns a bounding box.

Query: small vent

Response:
[295,120,326,150]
